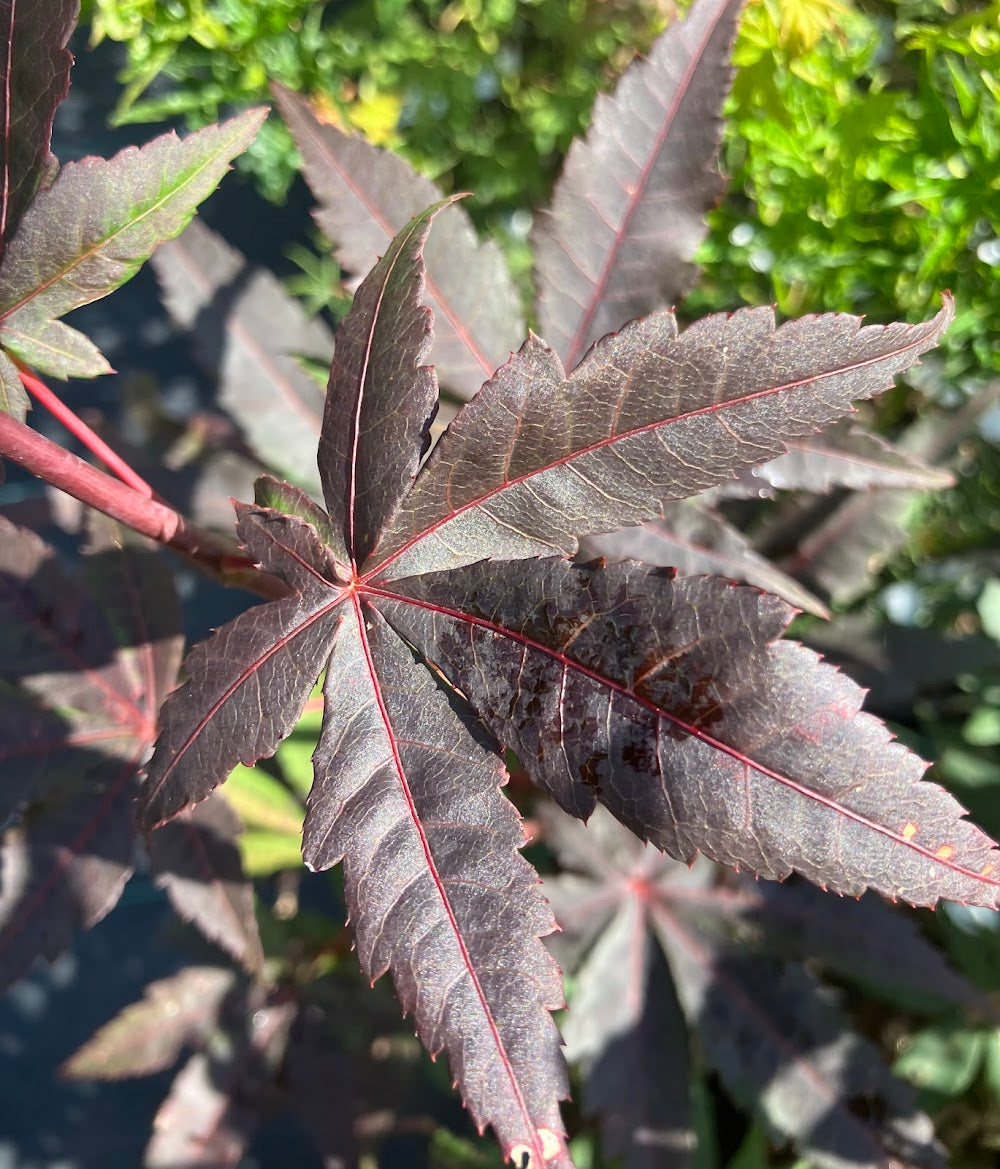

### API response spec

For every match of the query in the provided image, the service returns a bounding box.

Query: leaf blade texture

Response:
[274,83,523,400]
[534,0,741,369]
[152,216,331,495]
[0,0,77,259]
[318,199,449,567]
[305,606,571,1167]
[140,502,345,830]
[375,557,1000,907]
[0,108,266,379]
[371,300,953,579]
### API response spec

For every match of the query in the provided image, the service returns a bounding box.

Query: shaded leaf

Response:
[152,216,330,494]
[729,880,991,1016]
[274,84,523,400]
[802,616,1000,720]
[284,1006,358,1169]
[0,517,181,988]
[778,384,998,605]
[61,966,236,1080]
[376,558,1000,906]
[534,0,741,369]
[0,764,137,989]
[0,109,266,379]
[547,805,947,1169]
[579,501,829,618]
[148,792,264,975]
[0,0,77,260]
[145,999,294,1169]
[718,422,954,499]
[563,899,695,1168]
[371,300,952,579]
[655,924,945,1169]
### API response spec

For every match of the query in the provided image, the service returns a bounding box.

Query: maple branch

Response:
[0,410,290,601]
[16,364,155,498]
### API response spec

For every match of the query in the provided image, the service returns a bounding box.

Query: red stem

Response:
[0,410,290,602]
[16,365,155,498]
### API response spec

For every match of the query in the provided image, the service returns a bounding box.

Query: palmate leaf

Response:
[0,108,265,383]
[273,84,523,401]
[0,0,77,260]
[151,216,330,495]
[368,298,953,578]
[545,806,957,1169]
[0,516,183,989]
[562,898,695,1168]
[139,205,996,1168]
[534,0,741,370]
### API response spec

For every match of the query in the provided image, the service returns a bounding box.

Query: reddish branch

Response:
[16,364,156,498]
[0,410,290,601]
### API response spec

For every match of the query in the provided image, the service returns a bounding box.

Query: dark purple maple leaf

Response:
[543,804,962,1169]
[0,106,266,412]
[273,83,523,401]
[533,0,741,371]
[0,514,183,989]
[136,193,999,1168]
[148,791,264,975]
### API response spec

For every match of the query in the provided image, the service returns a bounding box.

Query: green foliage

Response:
[692,0,1000,393]
[82,0,1000,395]
[80,0,669,213]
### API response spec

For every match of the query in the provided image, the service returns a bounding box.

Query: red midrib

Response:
[365,318,942,582]
[561,0,728,370]
[0,1,15,248]
[352,595,548,1162]
[0,127,242,322]
[342,217,417,564]
[365,584,1000,890]
[142,592,347,819]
